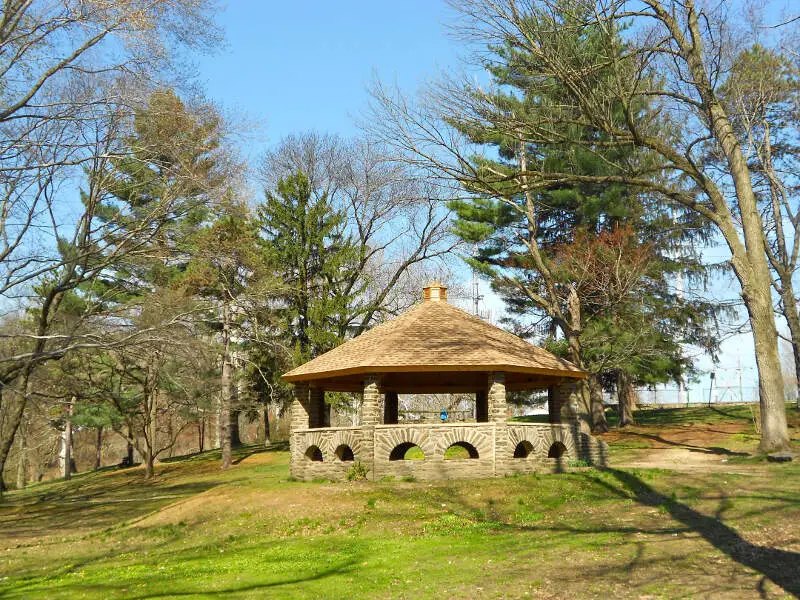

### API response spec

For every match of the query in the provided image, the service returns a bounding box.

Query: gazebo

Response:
[283,282,608,481]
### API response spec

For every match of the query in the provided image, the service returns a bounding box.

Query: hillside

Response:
[1,406,799,599]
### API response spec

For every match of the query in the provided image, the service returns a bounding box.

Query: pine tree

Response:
[184,201,277,469]
[82,90,223,478]
[448,27,718,431]
[257,172,362,362]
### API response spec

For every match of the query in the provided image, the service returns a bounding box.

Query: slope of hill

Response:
[1,406,799,599]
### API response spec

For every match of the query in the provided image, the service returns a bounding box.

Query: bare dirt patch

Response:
[603,421,761,472]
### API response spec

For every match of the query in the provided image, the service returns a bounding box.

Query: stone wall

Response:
[290,421,609,481]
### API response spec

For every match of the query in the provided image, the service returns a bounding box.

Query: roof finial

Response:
[423,281,447,303]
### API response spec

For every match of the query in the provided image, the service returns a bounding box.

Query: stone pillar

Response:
[487,372,507,423]
[290,383,310,432]
[289,383,310,479]
[361,375,381,480]
[553,379,591,434]
[361,376,381,425]
[475,390,488,422]
[383,391,399,424]
[487,372,507,476]
[309,387,325,428]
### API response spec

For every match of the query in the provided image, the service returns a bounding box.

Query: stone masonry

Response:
[290,421,608,481]
[289,376,609,481]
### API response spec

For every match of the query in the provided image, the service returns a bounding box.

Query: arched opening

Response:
[304,445,323,461]
[335,444,355,461]
[548,441,568,459]
[444,441,479,460]
[389,442,425,461]
[513,440,534,458]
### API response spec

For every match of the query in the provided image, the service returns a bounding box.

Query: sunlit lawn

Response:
[1,406,799,599]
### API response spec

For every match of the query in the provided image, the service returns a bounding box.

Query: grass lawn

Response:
[1,405,799,599]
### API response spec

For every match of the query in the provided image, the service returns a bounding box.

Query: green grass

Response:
[512,402,794,429]
[606,403,761,427]
[402,444,424,460]
[442,444,471,459]
[1,407,799,599]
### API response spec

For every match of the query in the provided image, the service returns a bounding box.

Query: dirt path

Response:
[602,422,765,473]
[616,447,758,472]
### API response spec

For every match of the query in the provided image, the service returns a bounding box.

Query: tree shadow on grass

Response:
[591,468,800,598]
[403,471,800,597]
[0,541,362,600]
[0,479,227,541]
[128,557,361,600]
[618,431,750,456]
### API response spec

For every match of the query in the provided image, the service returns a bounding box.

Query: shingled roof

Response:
[283,283,585,385]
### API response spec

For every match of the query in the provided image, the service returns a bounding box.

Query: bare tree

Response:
[719,38,800,406]
[259,132,460,334]
[0,0,223,485]
[369,0,792,452]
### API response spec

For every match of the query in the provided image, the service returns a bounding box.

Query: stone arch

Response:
[327,430,362,460]
[547,441,568,458]
[437,427,491,458]
[444,441,479,459]
[335,444,355,461]
[507,425,543,459]
[304,445,323,461]
[513,440,534,458]
[389,442,425,461]
[539,427,576,460]
[376,426,434,460]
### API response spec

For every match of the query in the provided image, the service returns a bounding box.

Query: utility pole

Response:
[737,356,744,403]
[708,372,715,406]
[471,243,483,317]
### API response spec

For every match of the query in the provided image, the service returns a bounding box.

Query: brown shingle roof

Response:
[283,299,585,382]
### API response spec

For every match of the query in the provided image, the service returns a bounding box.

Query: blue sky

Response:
[196,1,462,156]
[193,1,798,398]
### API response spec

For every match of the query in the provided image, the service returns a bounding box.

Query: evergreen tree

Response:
[257,172,362,362]
[184,201,278,469]
[91,89,221,302]
[78,90,224,478]
[448,27,718,430]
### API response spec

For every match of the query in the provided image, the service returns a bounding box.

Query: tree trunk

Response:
[142,365,158,479]
[198,415,206,453]
[262,406,271,447]
[166,412,174,458]
[0,378,30,491]
[94,426,103,471]
[778,276,800,406]
[220,302,233,470]
[126,424,134,466]
[740,277,790,452]
[62,396,75,481]
[144,451,155,479]
[15,413,28,489]
[589,375,608,434]
[147,393,158,477]
[617,371,637,427]
[702,92,790,452]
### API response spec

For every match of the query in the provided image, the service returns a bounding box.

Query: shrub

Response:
[346,461,369,481]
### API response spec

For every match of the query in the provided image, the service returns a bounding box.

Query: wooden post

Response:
[475,390,488,422]
[383,391,399,424]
